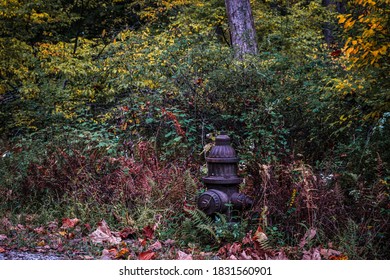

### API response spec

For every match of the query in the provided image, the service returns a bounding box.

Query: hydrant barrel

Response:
[198,134,252,217]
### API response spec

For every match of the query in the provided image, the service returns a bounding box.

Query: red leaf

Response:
[331,50,341,57]
[229,242,242,255]
[84,223,92,232]
[121,106,129,112]
[142,225,154,240]
[139,250,155,260]
[138,238,147,247]
[0,247,6,253]
[242,231,253,245]
[61,218,80,229]
[119,227,136,239]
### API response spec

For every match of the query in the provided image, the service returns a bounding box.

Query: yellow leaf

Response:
[338,15,346,24]
[344,19,356,29]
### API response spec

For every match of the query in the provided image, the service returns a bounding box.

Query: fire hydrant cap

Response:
[215,134,231,146]
[207,134,238,160]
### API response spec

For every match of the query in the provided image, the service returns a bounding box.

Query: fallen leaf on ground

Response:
[0,247,6,253]
[320,248,344,259]
[302,248,321,260]
[89,220,121,245]
[119,227,136,239]
[266,251,289,260]
[47,221,58,232]
[138,238,147,247]
[163,239,176,246]
[177,250,193,260]
[329,254,348,260]
[66,232,75,239]
[116,248,130,259]
[37,240,45,247]
[229,242,242,255]
[61,218,80,229]
[139,250,155,260]
[240,250,253,260]
[148,240,162,251]
[34,226,46,234]
[101,248,118,260]
[142,225,154,240]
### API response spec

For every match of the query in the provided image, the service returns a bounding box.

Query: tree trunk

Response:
[322,0,347,47]
[225,0,258,59]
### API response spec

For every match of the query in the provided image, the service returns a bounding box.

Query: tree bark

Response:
[322,0,347,47]
[225,0,258,59]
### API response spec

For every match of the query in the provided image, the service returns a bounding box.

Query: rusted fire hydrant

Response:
[197,134,253,219]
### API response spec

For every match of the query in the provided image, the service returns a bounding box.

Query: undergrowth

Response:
[1,134,388,259]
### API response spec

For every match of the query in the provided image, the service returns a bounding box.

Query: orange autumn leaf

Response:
[329,254,349,260]
[0,247,6,253]
[115,248,130,259]
[252,226,268,243]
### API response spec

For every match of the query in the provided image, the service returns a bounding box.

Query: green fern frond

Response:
[184,170,198,205]
[190,208,214,227]
[197,223,219,242]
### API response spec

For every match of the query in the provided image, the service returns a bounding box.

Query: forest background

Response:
[0,0,389,260]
